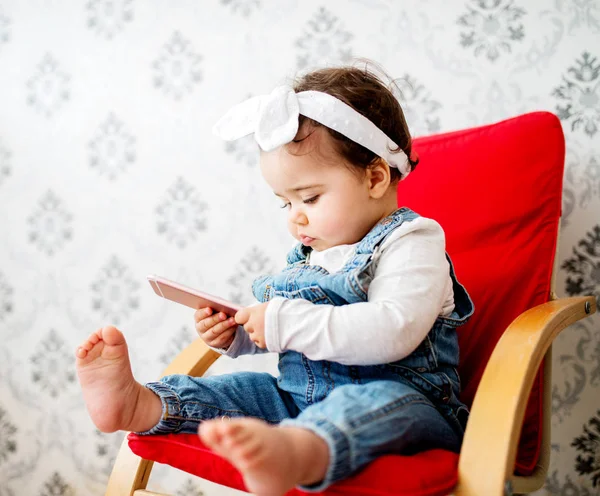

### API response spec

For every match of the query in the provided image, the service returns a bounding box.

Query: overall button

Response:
[441,383,453,403]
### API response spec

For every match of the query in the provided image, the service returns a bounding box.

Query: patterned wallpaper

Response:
[0,1,598,495]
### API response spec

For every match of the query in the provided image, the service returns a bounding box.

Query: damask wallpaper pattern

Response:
[0,1,598,495]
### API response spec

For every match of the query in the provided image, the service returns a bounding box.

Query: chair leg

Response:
[106,435,155,496]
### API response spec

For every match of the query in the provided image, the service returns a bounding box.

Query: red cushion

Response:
[128,433,459,496]
[128,112,563,491]
[398,111,563,474]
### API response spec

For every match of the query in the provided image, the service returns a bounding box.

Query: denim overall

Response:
[144,208,474,491]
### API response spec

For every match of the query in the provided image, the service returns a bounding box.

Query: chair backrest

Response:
[397,112,564,474]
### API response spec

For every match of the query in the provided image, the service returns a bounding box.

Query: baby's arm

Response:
[264,218,452,365]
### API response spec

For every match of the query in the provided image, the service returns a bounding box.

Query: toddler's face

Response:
[260,128,380,252]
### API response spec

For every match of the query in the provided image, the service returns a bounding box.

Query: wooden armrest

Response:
[106,339,222,495]
[455,296,596,496]
[159,337,222,378]
[106,440,154,496]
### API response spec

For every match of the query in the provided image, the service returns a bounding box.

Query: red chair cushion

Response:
[398,111,563,474]
[128,433,459,496]
[128,111,563,492]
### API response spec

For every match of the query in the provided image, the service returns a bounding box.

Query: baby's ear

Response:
[367,159,392,199]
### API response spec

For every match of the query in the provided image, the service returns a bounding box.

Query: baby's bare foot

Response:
[200,418,329,496]
[76,326,161,433]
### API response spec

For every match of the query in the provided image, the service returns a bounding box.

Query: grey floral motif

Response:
[553,52,600,138]
[561,225,600,306]
[296,7,353,70]
[91,255,140,324]
[552,352,587,423]
[564,144,600,209]
[0,272,13,322]
[460,79,526,128]
[394,75,442,136]
[553,320,600,424]
[0,406,17,465]
[572,410,600,487]
[220,0,260,17]
[561,183,576,228]
[175,479,206,496]
[576,322,600,388]
[39,472,74,496]
[30,329,76,398]
[26,54,70,117]
[579,155,600,205]
[225,135,258,167]
[554,0,600,34]
[28,191,73,256]
[95,430,125,476]
[86,0,133,39]
[89,113,136,180]
[0,138,11,186]
[457,0,526,62]
[509,8,564,76]
[159,326,194,366]
[223,94,258,166]
[545,470,594,495]
[153,32,202,100]
[0,7,9,49]
[227,246,276,305]
[156,177,208,249]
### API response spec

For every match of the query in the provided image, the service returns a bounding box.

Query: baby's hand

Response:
[194,307,237,349]
[235,302,269,349]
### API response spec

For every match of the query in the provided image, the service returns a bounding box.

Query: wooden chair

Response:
[105,111,596,496]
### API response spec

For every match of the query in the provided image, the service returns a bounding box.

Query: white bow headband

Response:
[213,85,411,177]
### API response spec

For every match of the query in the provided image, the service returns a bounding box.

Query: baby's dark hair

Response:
[292,62,419,182]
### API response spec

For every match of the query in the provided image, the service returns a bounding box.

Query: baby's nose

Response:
[290,209,308,225]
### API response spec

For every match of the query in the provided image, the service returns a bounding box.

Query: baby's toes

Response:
[75,330,106,363]
[217,423,250,449]
[78,329,102,350]
[75,346,89,359]
[227,424,256,446]
[76,332,97,354]
[88,329,102,344]
[203,421,251,454]
[231,436,262,466]
[199,419,226,449]
[81,340,95,352]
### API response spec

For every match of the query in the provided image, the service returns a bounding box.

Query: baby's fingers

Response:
[210,326,237,349]
[196,312,229,334]
[199,314,235,338]
[212,316,236,335]
[194,307,213,323]
[234,307,249,325]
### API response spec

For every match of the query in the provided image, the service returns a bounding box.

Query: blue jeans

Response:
[142,367,464,492]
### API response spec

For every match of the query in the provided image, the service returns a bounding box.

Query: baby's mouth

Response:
[299,235,315,246]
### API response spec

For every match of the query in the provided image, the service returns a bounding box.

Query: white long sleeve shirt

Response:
[219,216,455,366]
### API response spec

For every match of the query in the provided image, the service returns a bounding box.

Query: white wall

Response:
[0,1,599,494]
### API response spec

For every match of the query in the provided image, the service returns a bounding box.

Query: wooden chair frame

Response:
[105,297,596,496]
[105,224,597,495]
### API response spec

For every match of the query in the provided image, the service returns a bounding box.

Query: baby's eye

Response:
[303,195,319,204]
[279,202,291,209]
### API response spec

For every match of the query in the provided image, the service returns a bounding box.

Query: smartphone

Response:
[147,274,242,317]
